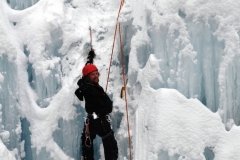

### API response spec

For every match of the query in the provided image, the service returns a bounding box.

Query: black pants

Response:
[81,116,118,160]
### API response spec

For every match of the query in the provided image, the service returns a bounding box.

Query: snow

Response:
[134,88,239,159]
[0,0,240,160]
[0,139,16,160]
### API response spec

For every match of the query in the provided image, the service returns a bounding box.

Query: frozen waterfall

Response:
[0,0,240,160]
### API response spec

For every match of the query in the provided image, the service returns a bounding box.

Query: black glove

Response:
[77,78,85,87]
[86,49,96,65]
[75,78,88,101]
[88,50,95,59]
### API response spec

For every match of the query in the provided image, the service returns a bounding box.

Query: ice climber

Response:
[75,49,118,160]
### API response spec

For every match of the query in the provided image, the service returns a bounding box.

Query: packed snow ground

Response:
[0,0,240,159]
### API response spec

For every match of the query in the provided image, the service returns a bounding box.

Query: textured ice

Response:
[0,0,240,160]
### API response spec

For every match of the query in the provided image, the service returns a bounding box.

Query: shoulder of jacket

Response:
[86,83,94,86]
[83,83,98,95]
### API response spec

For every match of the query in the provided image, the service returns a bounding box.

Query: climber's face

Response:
[89,71,99,84]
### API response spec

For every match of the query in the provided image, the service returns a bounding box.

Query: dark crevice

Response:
[178,10,186,19]
[204,147,215,160]
[118,20,134,75]
[20,118,33,160]
[7,0,39,10]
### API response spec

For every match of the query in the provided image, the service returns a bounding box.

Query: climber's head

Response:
[82,64,99,83]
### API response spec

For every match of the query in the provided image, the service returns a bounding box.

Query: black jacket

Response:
[75,82,113,115]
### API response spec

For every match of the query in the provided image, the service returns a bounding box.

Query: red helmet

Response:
[82,64,98,76]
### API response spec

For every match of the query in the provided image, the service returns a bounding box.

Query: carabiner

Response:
[105,115,111,122]
[85,135,92,148]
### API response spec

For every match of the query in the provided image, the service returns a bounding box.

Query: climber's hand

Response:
[88,50,96,60]
[77,78,85,87]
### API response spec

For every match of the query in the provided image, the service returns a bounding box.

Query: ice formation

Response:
[0,0,240,159]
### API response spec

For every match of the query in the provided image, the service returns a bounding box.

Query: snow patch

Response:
[0,139,16,160]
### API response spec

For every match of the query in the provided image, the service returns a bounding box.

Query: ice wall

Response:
[0,2,21,158]
[1,0,121,159]
[1,0,240,160]
[121,0,240,126]
[0,0,82,159]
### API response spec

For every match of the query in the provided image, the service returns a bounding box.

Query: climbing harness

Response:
[101,130,113,139]
[100,116,112,140]
[84,114,112,144]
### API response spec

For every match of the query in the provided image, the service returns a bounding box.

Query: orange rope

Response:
[105,1,133,160]
[105,0,124,92]
[118,23,132,160]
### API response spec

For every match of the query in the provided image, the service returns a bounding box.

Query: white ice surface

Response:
[0,139,16,160]
[0,0,240,159]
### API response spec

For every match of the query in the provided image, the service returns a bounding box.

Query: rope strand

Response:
[118,23,132,160]
[105,0,124,92]
[105,1,132,160]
